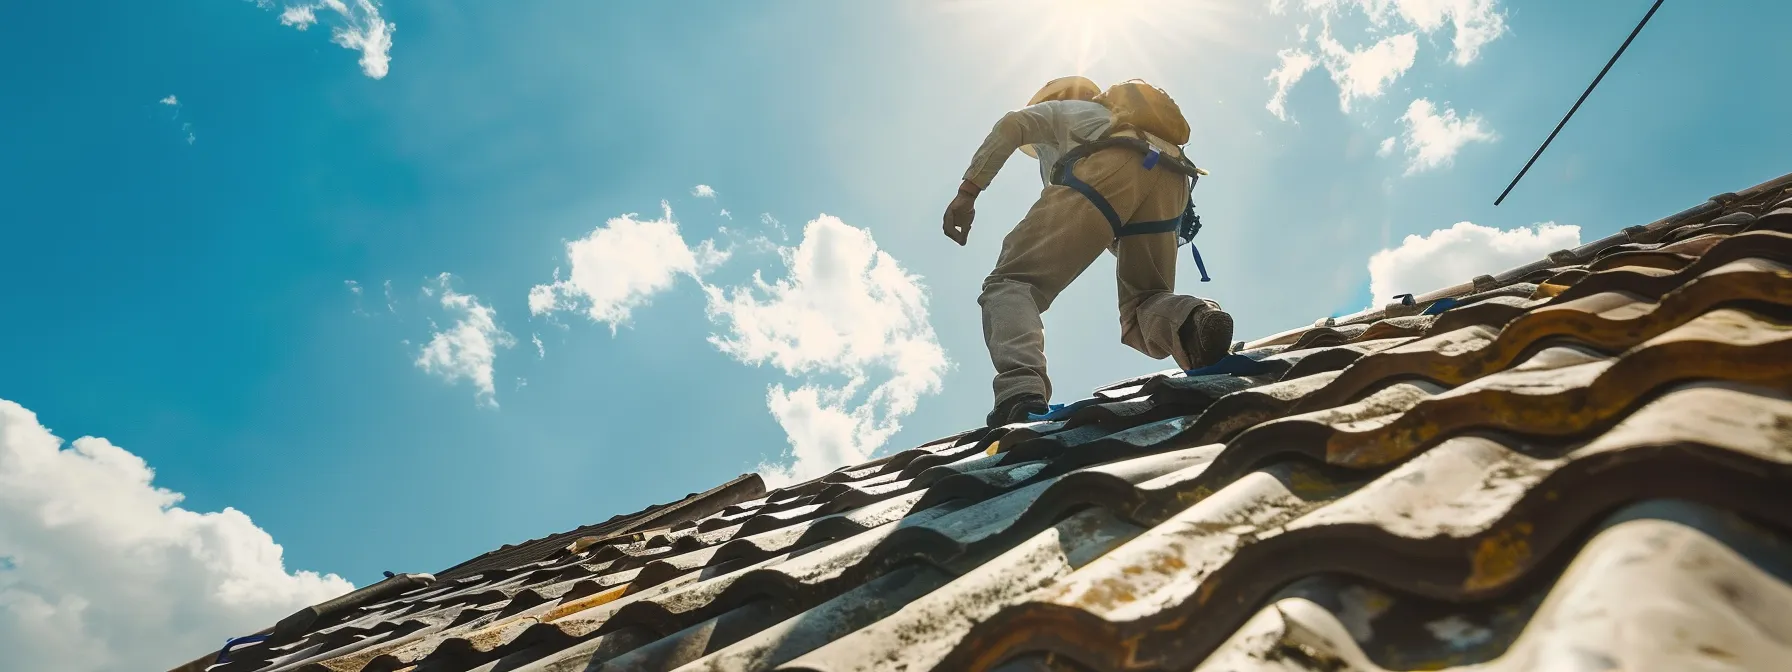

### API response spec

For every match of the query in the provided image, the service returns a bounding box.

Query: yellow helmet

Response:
[1020,76,1100,157]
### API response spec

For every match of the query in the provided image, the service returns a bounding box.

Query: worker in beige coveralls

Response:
[944,77,1235,426]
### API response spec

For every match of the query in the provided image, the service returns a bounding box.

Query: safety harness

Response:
[1049,136,1212,281]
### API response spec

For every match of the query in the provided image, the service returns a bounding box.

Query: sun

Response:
[933,0,1244,84]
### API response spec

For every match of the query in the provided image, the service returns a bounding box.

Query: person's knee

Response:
[982,275,1057,310]
[979,275,1022,305]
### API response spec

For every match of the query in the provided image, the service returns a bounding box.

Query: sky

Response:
[2,1,1789,669]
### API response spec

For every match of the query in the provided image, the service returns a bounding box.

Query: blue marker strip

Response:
[1184,353,1280,377]
[217,635,271,663]
[1420,297,1461,315]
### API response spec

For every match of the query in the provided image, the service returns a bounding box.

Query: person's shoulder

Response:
[1033,99,1105,113]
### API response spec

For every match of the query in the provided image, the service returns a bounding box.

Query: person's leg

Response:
[1102,156,1234,370]
[980,183,1114,414]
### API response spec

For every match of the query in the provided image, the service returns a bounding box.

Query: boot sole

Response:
[1193,309,1235,368]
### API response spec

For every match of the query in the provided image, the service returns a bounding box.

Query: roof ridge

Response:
[1241,169,1792,350]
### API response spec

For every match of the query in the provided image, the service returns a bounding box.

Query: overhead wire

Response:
[1495,0,1667,206]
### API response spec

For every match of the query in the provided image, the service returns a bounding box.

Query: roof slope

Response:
[184,171,1792,672]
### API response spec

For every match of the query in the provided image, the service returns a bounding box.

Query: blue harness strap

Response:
[1056,157,1212,282]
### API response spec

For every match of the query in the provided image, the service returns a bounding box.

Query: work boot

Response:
[986,393,1048,427]
[1180,301,1235,370]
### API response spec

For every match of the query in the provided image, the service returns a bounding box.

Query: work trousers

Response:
[980,147,1217,405]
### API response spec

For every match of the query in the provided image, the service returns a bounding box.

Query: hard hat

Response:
[1020,76,1100,158]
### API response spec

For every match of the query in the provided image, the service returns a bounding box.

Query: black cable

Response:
[1495,0,1666,206]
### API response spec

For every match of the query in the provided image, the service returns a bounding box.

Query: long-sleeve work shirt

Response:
[961,100,1114,190]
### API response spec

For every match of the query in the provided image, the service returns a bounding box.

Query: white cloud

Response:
[691,184,717,199]
[1367,221,1580,303]
[0,398,352,672]
[1376,0,1507,65]
[761,213,789,241]
[719,208,733,219]
[529,203,728,331]
[1317,29,1418,113]
[1290,0,1505,66]
[1265,47,1317,121]
[415,274,515,407]
[705,215,948,487]
[1396,98,1495,174]
[531,333,545,358]
[1377,136,1397,157]
[158,95,178,106]
[259,0,394,78]
[279,4,317,29]
[1262,0,1506,119]
[344,280,367,315]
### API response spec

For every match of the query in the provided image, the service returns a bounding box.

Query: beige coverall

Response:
[963,99,1217,404]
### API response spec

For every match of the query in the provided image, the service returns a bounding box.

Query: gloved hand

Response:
[942,192,976,246]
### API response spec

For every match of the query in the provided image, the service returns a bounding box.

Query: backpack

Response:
[1093,80,1190,146]
[1049,80,1213,280]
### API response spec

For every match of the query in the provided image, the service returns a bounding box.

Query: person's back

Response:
[943,77,1235,426]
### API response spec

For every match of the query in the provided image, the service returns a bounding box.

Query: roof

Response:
[178,170,1792,672]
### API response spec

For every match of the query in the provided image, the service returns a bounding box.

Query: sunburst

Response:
[930,0,1251,86]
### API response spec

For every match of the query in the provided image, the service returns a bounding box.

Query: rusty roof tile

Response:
[779,509,1145,672]
[1194,502,1792,671]
[937,383,1792,670]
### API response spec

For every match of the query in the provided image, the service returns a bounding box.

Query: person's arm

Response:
[960,101,1067,190]
[944,102,1065,245]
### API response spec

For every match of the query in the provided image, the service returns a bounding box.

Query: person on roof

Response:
[945,76,1235,426]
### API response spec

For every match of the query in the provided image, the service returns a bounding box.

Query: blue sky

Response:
[2,1,1789,668]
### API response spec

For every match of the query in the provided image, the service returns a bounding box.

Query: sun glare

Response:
[936,0,1244,85]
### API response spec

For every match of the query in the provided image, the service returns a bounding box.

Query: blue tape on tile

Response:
[217,635,271,663]
[1025,396,1106,422]
[1184,353,1283,377]
[1421,297,1462,315]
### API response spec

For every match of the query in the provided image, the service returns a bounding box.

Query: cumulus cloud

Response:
[691,184,717,199]
[1262,0,1506,117]
[1317,29,1418,113]
[257,0,394,78]
[1367,221,1580,303]
[1377,136,1397,157]
[705,215,948,487]
[530,203,727,330]
[0,398,352,672]
[158,95,179,106]
[1372,0,1507,66]
[416,274,515,407]
[1292,0,1506,65]
[1394,98,1495,174]
[1265,47,1317,121]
